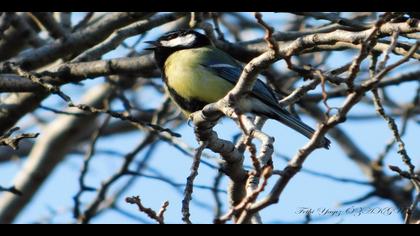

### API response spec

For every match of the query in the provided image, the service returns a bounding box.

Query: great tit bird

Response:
[146,29,331,149]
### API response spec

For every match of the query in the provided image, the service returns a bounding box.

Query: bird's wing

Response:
[203,63,279,105]
[204,63,331,149]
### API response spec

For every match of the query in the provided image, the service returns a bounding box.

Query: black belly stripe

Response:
[166,85,208,112]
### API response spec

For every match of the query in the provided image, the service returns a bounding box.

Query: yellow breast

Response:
[164,48,233,105]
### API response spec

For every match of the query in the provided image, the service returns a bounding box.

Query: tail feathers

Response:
[266,108,331,149]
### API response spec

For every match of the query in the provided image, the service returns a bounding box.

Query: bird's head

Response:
[145,29,211,69]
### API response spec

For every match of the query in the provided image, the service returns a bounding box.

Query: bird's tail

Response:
[264,106,331,149]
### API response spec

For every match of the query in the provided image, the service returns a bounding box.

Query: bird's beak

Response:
[144,40,159,51]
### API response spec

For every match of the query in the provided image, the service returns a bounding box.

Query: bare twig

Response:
[0,127,39,150]
[216,166,272,224]
[73,12,185,62]
[126,196,169,224]
[346,12,392,92]
[182,141,207,224]
[0,186,22,196]
[377,30,400,71]
[293,12,368,30]
[79,134,156,224]
[212,171,224,218]
[68,102,181,138]
[405,189,420,224]
[73,115,111,219]
[389,164,420,224]
[389,165,420,182]
[29,12,69,39]
[372,89,415,174]
[72,12,94,32]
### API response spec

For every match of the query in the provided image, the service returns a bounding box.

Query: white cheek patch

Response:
[160,34,197,47]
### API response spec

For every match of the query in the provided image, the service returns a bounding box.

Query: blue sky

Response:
[0,12,419,224]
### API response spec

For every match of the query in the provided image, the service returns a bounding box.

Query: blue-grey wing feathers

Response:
[204,63,331,149]
[203,64,278,101]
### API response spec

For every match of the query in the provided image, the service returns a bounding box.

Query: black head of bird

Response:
[145,29,211,69]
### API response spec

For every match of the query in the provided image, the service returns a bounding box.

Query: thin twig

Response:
[0,127,39,150]
[69,102,181,138]
[4,62,72,103]
[126,196,169,224]
[346,12,392,92]
[216,166,272,224]
[182,141,207,224]
[79,133,157,224]
[378,30,400,71]
[72,12,94,32]
[372,89,415,174]
[212,171,224,218]
[73,115,111,220]
[0,186,22,196]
